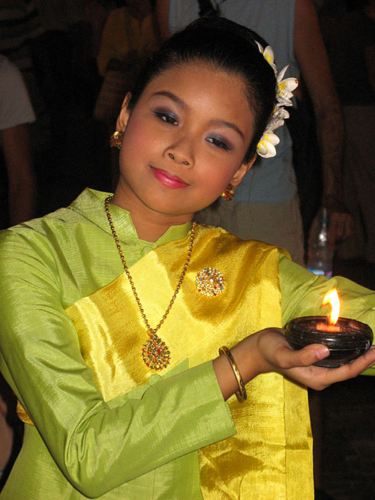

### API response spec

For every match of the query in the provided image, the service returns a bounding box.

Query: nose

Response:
[168,152,189,165]
[165,134,194,167]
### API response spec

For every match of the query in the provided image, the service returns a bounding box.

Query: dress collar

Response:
[69,188,192,246]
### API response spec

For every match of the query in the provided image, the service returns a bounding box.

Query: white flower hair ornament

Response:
[255,41,298,158]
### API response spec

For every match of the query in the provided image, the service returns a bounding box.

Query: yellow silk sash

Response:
[18,225,313,498]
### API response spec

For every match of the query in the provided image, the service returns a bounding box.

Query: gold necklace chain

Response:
[104,196,196,370]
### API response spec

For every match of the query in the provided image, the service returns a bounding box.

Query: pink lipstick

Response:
[151,167,189,189]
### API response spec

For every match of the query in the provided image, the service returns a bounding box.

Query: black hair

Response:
[128,17,277,162]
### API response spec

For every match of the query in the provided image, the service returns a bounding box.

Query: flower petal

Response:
[257,138,278,158]
[274,107,290,120]
[277,95,293,107]
[257,141,268,156]
[263,132,280,145]
[263,46,275,64]
[279,77,299,93]
[277,65,289,82]
[255,41,264,54]
[268,119,285,131]
[254,41,298,159]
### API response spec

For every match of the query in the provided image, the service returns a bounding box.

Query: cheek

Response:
[121,116,162,159]
[200,158,242,194]
[121,120,145,157]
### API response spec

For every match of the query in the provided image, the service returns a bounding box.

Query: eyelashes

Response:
[153,110,232,152]
[206,137,232,151]
[153,111,178,126]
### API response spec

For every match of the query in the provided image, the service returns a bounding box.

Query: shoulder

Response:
[1,204,82,239]
[195,223,288,259]
[0,207,78,271]
[0,190,101,258]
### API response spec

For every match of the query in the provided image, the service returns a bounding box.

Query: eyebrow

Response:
[210,119,245,139]
[151,91,245,139]
[151,91,187,109]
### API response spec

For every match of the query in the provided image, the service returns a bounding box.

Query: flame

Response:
[322,288,340,325]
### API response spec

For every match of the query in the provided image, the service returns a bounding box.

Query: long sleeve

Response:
[279,254,375,375]
[0,228,235,498]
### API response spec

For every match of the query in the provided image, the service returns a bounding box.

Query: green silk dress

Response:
[0,189,374,499]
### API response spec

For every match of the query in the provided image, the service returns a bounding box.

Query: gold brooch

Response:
[195,268,225,297]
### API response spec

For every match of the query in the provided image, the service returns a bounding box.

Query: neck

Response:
[112,186,193,242]
[129,213,190,242]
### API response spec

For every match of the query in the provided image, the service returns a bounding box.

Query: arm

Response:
[0,230,235,497]
[294,0,353,244]
[1,124,37,226]
[0,56,36,226]
[216,251,375,396]
[216,254,375,393]
[156,0,172,40]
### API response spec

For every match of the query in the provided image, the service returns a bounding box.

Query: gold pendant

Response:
[142,333,171,371]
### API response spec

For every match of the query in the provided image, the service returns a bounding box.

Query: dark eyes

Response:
[154,111,178,126]
[153,110,232,151]
[206,137,232,151]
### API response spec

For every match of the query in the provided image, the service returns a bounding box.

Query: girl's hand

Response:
[214,328,375,399]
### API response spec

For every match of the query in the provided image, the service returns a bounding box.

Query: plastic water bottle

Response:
[307,207,333,279]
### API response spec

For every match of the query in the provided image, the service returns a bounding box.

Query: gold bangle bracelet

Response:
[219,346,247,403]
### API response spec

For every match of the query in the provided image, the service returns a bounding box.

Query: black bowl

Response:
[285,316,373,368]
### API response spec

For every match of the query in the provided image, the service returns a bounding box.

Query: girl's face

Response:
[114,61,256,225]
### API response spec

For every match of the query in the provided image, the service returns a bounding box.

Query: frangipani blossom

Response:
[255,42,299,158]
[268,107,290,132]
[257,132,280,158]
[255,41,277,73]
[277,69,298,107]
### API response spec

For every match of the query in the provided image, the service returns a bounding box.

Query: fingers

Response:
[285,346,375,391]
[248,329,375,392]
[295,343,330,365]
[333,346,375,379]
[328,212,354,247]
[255,329,331,372]
[275,343,330,370]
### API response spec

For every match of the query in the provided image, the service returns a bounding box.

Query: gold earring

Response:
[110,130,124,149]
[221,183,235,202]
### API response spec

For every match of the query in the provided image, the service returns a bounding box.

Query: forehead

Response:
[141,61,253,118]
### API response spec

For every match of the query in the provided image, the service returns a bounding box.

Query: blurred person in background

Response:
[95,0,159,130]
[320,0,375,268]
[157,0,353,266]
[0,0,46,151]
[0,54,36,229]
[94,0,160,187]
[0,52,36,491]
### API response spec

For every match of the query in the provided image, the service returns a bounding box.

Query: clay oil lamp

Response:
[285,289,373,368]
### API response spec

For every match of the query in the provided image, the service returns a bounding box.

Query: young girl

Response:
[0,17,374,500]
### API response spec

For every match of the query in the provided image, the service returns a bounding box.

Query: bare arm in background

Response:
[294,0,353,245]
[156,0,172,40]
[1,124,37,226]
